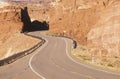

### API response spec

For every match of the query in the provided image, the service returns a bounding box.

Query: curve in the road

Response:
[64,39,120,76]
[29,33,120,79]
[29,37,48,79]
[0,31,120,79]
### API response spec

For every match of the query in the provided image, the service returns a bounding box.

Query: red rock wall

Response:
[0,5,40,59]
[2,1,119,57]
[48,0,120,56]
[0,6,23,34]
[87,0,120,56]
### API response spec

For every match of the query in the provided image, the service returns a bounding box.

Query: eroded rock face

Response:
[0,4,40,59]
[49,0,100,44]
[0,0,119,58]
[0,6,23,34]
[48,0,120,56]
[0,6,22,58]
[0,2,10,8]
[87,1,120,56]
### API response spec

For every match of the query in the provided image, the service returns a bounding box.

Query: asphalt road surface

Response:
[0,31,120,79]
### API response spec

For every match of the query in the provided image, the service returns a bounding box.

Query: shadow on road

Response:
[21,7,49,32]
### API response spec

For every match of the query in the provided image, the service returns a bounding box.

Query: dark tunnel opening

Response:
[21,7,49,33]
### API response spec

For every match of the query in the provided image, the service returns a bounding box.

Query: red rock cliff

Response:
[48,0,120,57]
[0,4,39,59]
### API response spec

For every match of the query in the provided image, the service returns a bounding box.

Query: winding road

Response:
[0,31,120,79]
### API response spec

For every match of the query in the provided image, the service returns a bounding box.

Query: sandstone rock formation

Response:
[87,0,120,57]
[0,3,40,59]
[0,0,119,61]
[48,0,120,57]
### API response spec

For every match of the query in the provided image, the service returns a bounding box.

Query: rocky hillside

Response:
[0,0,119,62]
[46,0,120,69]
[0,3,40,59]
[6,0,119,57]
[47,0,120,57]
[87,0,120,57]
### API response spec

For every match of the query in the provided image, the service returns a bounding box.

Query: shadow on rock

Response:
[21,7,49,32]
[31,20,49,32]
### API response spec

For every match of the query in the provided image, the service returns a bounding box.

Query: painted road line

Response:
[63,38,120,76]
[29,38,48,79]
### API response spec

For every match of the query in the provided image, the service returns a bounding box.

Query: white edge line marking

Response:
[63,38,120,76]
[29,38,48,79]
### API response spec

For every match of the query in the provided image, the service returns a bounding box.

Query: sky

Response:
[0,0,45,1]
[0,0,54,2]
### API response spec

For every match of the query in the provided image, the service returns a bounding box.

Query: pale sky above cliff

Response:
[0,0,45,1]
[0,0,54,3]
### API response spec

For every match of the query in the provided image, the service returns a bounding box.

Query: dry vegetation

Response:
[72,47,120,71]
